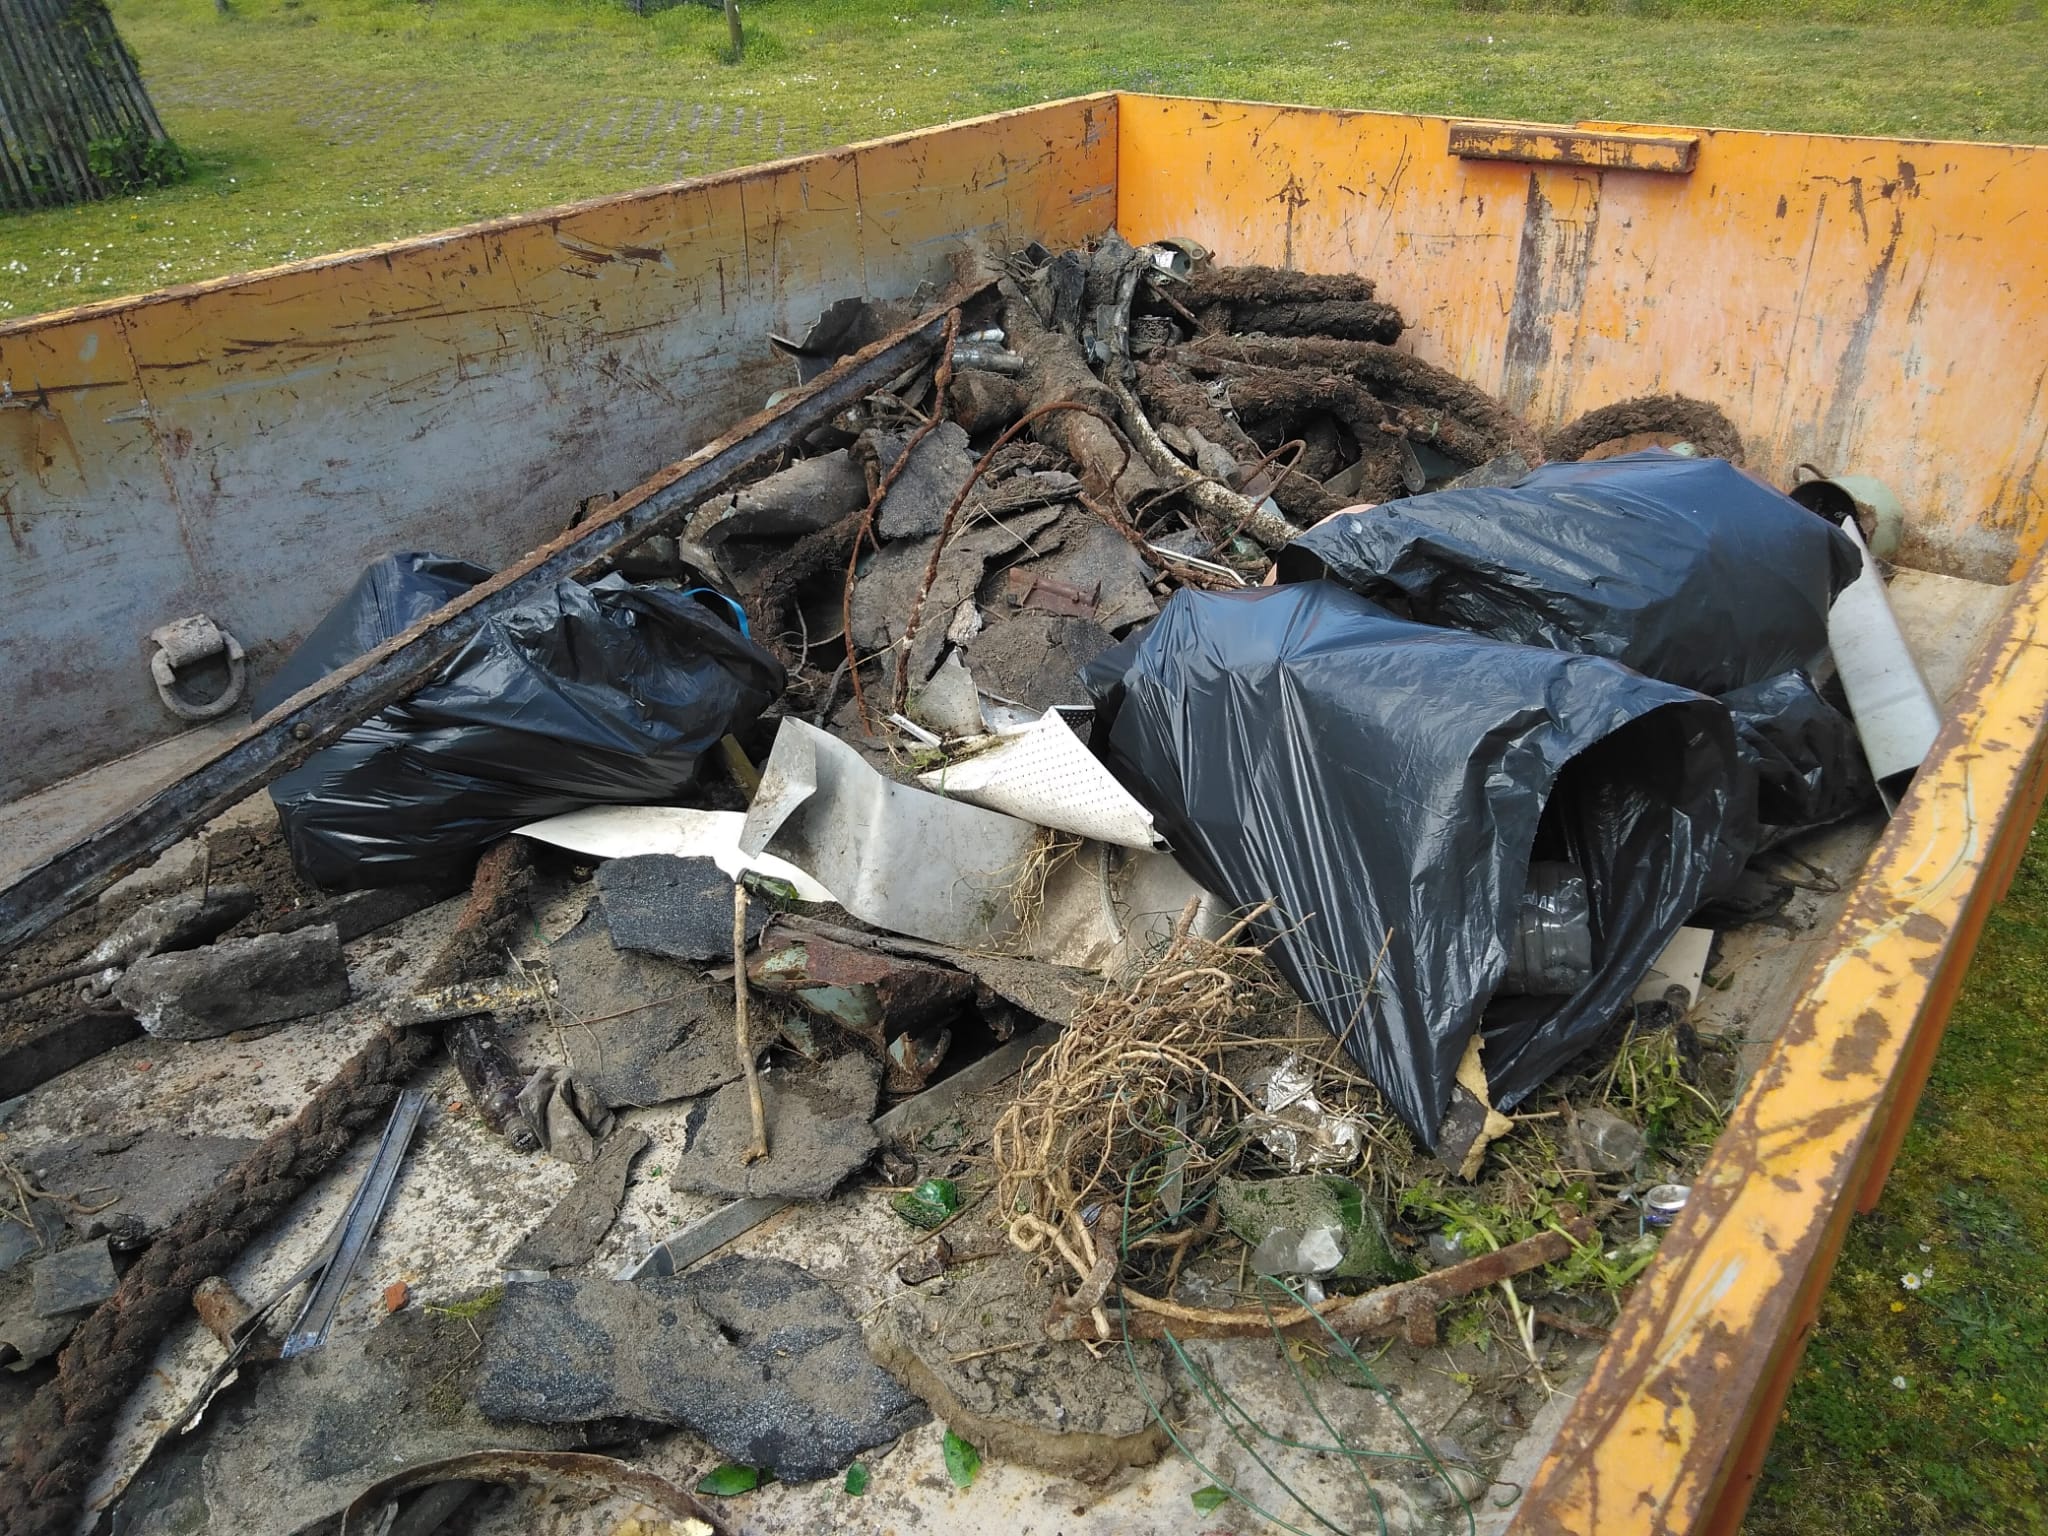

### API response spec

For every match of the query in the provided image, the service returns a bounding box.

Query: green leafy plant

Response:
[86,127,191,194]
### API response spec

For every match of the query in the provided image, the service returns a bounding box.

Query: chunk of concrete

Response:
[113,925,349,1040]
[865,422,980,541]
[962,612,1118,713]
[850,505,1066,688]
[0,1200,66,1275]
[669,1050,879,1201]
[22,1130,258,1249]
[477,1257,928,1481]
[32,1237,116,1317]
[501,1127,649,1273]
[80,883,260,998]
[548,914,742,1108]
[596,855,764,963]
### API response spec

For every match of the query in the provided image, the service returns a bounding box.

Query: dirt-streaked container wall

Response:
[1117,96,2048,584]
[0,97,1115,802]
[1114,94,2048,1535]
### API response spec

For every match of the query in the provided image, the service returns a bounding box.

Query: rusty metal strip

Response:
[1507,553,2048,1536]
[0,294,977,960]
[1447,121,1699,173]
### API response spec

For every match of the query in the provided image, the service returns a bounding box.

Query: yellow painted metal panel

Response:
[1115,96,2048,583]
[0,97,1116,800]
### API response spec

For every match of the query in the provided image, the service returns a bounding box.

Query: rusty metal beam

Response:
[1447,120,1700,173]
[0,295,974,959]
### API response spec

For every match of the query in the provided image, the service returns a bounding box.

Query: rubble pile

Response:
[0,236,1921,1536]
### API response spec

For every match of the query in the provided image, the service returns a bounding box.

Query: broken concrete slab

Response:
[691,448,871,548]
[0,1201,65,1275]
[548,913,744,1109]
[866,1251,1172,1478]
[669,1050,879,1201]
[993,507,1160,633]
[961,612,1118,713]
[112,924,349,1040]
[863,422,980,542]
[501,1127,649,1274]
[80,883,260,998]
[850,505,1065,688]
[32,1237,116,1317]
[477,1257,928,1482]
[908,650,983,739]
[596,855,764,963]
[954,952,1092,1026]
[21,1130,258,1249]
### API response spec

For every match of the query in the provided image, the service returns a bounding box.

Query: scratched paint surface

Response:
[1114,97,2048,584]
[1113,95,2048,1533]
[0,97,1114,802]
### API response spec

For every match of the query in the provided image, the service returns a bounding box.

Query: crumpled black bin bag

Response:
[1082,581,1745,1150]
[1273,450,1870,832]
[257,553,786,889]
[1272,451,1860,696]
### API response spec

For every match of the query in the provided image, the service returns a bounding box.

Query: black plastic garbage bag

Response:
[1274,451,1871,832]
[1723,669,1875,829]
[1082,581,1745,1150]
[1273,451,1861,698]
[256,553,785,889]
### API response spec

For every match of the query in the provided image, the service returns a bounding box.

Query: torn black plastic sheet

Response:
[1083,581,1746,1149]
[1274,451,1871,838]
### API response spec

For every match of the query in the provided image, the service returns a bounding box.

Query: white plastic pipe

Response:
[1827,518,1942,799]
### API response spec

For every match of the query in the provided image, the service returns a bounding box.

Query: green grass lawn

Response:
[1,0,2045,316]
[1747,826,2048,1535]
[3,1,2045,1529]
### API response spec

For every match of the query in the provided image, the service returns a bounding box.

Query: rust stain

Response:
[1824,1008,1889,1080]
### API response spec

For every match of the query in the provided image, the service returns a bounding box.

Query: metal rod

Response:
[280,1087,429,1358]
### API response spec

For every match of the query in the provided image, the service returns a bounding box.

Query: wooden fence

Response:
[0,0,169,211]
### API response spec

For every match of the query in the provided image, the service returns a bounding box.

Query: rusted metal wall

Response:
[1116,96,2048,584]
[1116,94,2048,1534]
[0,97,1115,802]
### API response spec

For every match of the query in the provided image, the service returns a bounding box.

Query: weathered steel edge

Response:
[0,298,967,959]
[1509,551,2048,1535]
[0,95,1117,341]
[1116,90,2047,155]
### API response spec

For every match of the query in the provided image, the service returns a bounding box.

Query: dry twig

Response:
[734,884,768,1165]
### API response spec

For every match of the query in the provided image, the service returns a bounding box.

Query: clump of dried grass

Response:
[990,900,1284,1308]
